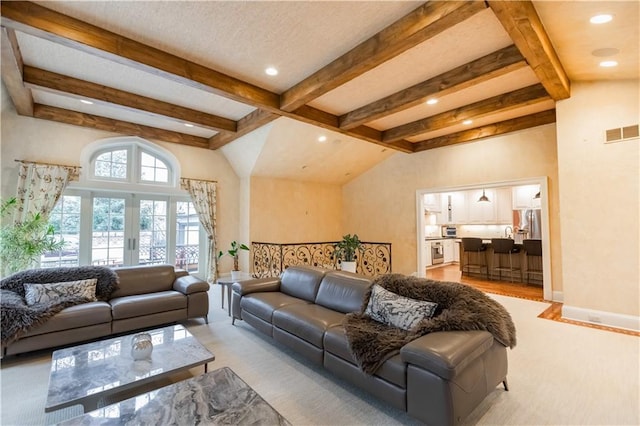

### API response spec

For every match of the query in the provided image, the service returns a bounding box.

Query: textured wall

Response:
[249,176,342,244]
[556,80,639,317]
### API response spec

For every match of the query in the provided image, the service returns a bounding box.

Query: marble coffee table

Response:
[58,367,291,425]
[45,324,214,414]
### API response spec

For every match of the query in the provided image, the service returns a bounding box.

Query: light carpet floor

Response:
[1,287,638,425]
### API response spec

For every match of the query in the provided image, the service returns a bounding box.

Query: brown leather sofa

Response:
[231,266,508,425]
[3,264,209,357]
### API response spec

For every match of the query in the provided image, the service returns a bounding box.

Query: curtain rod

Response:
[15,159,81,168]
[180,177,218,183]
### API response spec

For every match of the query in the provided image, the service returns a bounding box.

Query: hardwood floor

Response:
[426,263,544,301]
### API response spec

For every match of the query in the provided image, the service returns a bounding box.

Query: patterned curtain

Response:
[13,162,80,224]
[180,178,218,283]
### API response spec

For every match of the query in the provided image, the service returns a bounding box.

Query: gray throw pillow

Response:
[364,284,438,331]
[24,279,98,306]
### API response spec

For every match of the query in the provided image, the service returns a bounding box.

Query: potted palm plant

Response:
[334,234,364,273]
[0,197,65,277]
[218,240,250,280]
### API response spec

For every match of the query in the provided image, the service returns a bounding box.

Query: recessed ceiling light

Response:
[426,98,438,105]
[599,60,618,67]
[318,135,327,142]
[184,123,194,127]
[590,14,613,24]
[80,99,93,105]
[462,119,473,125]
[265,67,278,76]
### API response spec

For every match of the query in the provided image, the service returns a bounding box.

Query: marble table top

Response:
[58,367,291,425]
[46,324,215,413]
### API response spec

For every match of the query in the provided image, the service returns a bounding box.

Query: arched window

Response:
[43,137,204,279]
[84,137,179,188]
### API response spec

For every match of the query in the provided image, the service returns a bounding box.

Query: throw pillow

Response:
[24,279,98,306]
[364,284,438,331]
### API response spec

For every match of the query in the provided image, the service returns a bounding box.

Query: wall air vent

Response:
[605,124,639,143]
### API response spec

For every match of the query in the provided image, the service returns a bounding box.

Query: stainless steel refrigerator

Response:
[513,209,541,242]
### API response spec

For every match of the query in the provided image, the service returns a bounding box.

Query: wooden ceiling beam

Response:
[209,109,279,150]
[383,83,550,142]
[339,45,527,130]
[0,27,33,116]
[413,109,556,152]
[23,66,238,133]
[33,104,210,149]
[280,1,487,112]
[0,1,280,109]
[488,0,570,100]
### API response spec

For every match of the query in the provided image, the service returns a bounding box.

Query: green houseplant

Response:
[334,234,364,273]
[0,197,65,277]
[218,240,249,278]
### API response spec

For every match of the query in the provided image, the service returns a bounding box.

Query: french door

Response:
[90,194,170,267]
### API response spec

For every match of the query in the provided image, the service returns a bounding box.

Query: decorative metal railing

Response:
[251,241,391,278]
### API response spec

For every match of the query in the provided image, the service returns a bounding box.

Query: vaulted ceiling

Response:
[1,1,638,182]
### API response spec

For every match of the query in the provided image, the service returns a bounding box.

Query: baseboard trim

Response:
[562,305,640,332]
[552,291,564,302]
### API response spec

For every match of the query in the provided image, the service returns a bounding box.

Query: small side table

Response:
[216,272,253,317]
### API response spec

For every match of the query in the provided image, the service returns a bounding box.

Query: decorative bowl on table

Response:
[131,333,153,360]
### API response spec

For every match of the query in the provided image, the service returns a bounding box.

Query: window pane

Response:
[139,152,169,183]
[139,200,167,265]
[175,201,200,273]
[92,197,125,267]
[41,195,81,268]
[94,149,127,180]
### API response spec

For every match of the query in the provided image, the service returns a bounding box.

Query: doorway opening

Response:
[416,177,553,301]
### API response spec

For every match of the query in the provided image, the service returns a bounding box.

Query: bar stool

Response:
[523,239,543,284]
[491,238,522,282]
[461,238,488,279]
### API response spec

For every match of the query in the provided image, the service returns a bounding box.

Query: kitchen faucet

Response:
[504,226,513,238]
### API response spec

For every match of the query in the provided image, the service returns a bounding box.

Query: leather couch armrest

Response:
[232,278,281,296]
[400,330,494,380]
[173,275,209,295]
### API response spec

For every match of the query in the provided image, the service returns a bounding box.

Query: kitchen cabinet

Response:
[423,193,442,213]
[496,187,513,224]
[453,241,460,262]
[438,191,467,224]
[512,185,541,209]
[424,241,432,267]
[443,239,455,263]
[467,189,497,223]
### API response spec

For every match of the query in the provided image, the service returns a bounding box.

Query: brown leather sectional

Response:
[3,264,209,357]
[231,266,508,425]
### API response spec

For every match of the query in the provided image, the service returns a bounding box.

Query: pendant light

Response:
[477,189,490,202]
[533,191,541,199]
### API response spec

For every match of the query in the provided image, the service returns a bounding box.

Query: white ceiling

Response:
[3,1,639,184]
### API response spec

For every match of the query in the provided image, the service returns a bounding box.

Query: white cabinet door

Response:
[424,241,432,266]
[454,241,460,262]
[512,185,540,209]
[467,189,497,223]
[443,239,454,263]
[496,187,513,224]
[424,193,442,213]
[449,192,467,224]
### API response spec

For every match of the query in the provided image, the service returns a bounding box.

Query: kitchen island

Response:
[457,240,542,285]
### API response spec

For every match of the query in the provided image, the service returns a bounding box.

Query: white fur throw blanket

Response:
[343,273,516,374]
[1,266,119,347]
